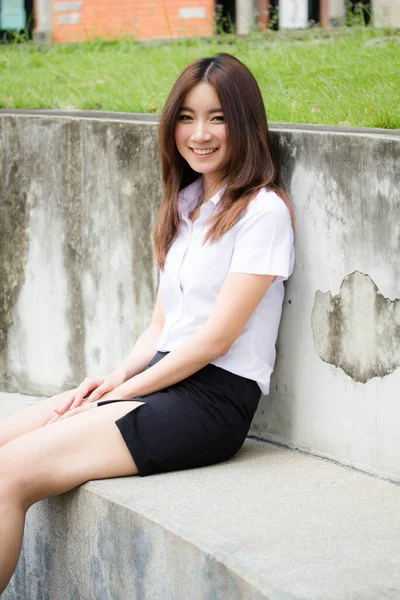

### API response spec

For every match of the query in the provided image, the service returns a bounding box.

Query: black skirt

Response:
[97,351,261,477]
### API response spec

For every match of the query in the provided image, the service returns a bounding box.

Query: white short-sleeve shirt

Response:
[156,177,295,394]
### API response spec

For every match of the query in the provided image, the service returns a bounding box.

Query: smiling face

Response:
[175,81,228,190]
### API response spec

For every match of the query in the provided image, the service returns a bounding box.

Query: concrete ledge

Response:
[2,394,400,600]
[1,109,399,137]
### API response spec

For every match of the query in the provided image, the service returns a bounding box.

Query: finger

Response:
[70,377,102,409]
[54,396,75,417]
[88,383,110,403]
[45,405,76,426]
[69,379,93,409]
[45,411,62,425]
[58,402,97,421]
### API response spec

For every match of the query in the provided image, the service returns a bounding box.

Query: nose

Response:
[191,120,212,144]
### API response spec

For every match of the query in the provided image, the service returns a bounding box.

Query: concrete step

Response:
[2,393,400,600]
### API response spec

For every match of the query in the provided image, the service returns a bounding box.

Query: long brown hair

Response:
[154,52,294,270]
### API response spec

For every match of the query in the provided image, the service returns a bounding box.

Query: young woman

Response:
[0,53,294,592]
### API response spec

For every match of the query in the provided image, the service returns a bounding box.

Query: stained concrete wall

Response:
[0,113,160,396]
[250,124,400,481]
[0,112,399,481]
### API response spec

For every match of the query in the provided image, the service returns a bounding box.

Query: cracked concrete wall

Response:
[0,115,160,395]
[0,113,399,480]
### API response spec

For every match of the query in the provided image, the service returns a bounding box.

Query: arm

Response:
[98,272,275,401]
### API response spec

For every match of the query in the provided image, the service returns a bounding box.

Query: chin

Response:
[187,161,223,176]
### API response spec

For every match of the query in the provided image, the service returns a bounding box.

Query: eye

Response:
[212,115,225,122]
[178,114,192,121]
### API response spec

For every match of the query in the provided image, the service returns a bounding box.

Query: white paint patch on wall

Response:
[57,12,80,24]
[53,1,82,12]
[7,181,71,391]
[179,7,206,19]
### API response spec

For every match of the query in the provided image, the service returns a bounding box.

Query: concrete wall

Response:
[0,112,399,481]
[34,0,53,43]
[329,0,346,21]
[373,0,400,27]
[279,0,308,29]
[250,124,400,482]
[0,114,160,396]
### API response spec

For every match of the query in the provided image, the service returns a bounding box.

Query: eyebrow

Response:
[179,106,223,114]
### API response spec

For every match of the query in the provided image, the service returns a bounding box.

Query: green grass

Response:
[1,28,399,128]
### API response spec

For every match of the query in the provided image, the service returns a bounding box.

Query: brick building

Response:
[1,0,399,44]
[27,0,216,43]
[52,0,215,43]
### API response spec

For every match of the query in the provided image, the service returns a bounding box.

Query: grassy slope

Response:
[1,28,399,128]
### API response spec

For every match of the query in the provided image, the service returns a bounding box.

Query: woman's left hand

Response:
[45,400,99,425]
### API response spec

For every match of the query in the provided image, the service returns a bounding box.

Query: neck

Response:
[202,174,225,203]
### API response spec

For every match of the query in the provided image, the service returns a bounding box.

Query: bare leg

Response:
[0,399,144,594]
[0,389,79,447]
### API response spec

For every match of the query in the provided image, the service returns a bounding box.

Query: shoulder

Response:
[249,187,290,215]
[237,188,292,227]
[231,187,294,249]
[229,187,295,278]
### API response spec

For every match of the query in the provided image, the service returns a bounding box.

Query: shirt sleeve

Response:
[229,202,294,282]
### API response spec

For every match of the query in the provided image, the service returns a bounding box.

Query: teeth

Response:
[192,148,217,155]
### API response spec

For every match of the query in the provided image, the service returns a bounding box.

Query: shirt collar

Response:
[178,177,226,218]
